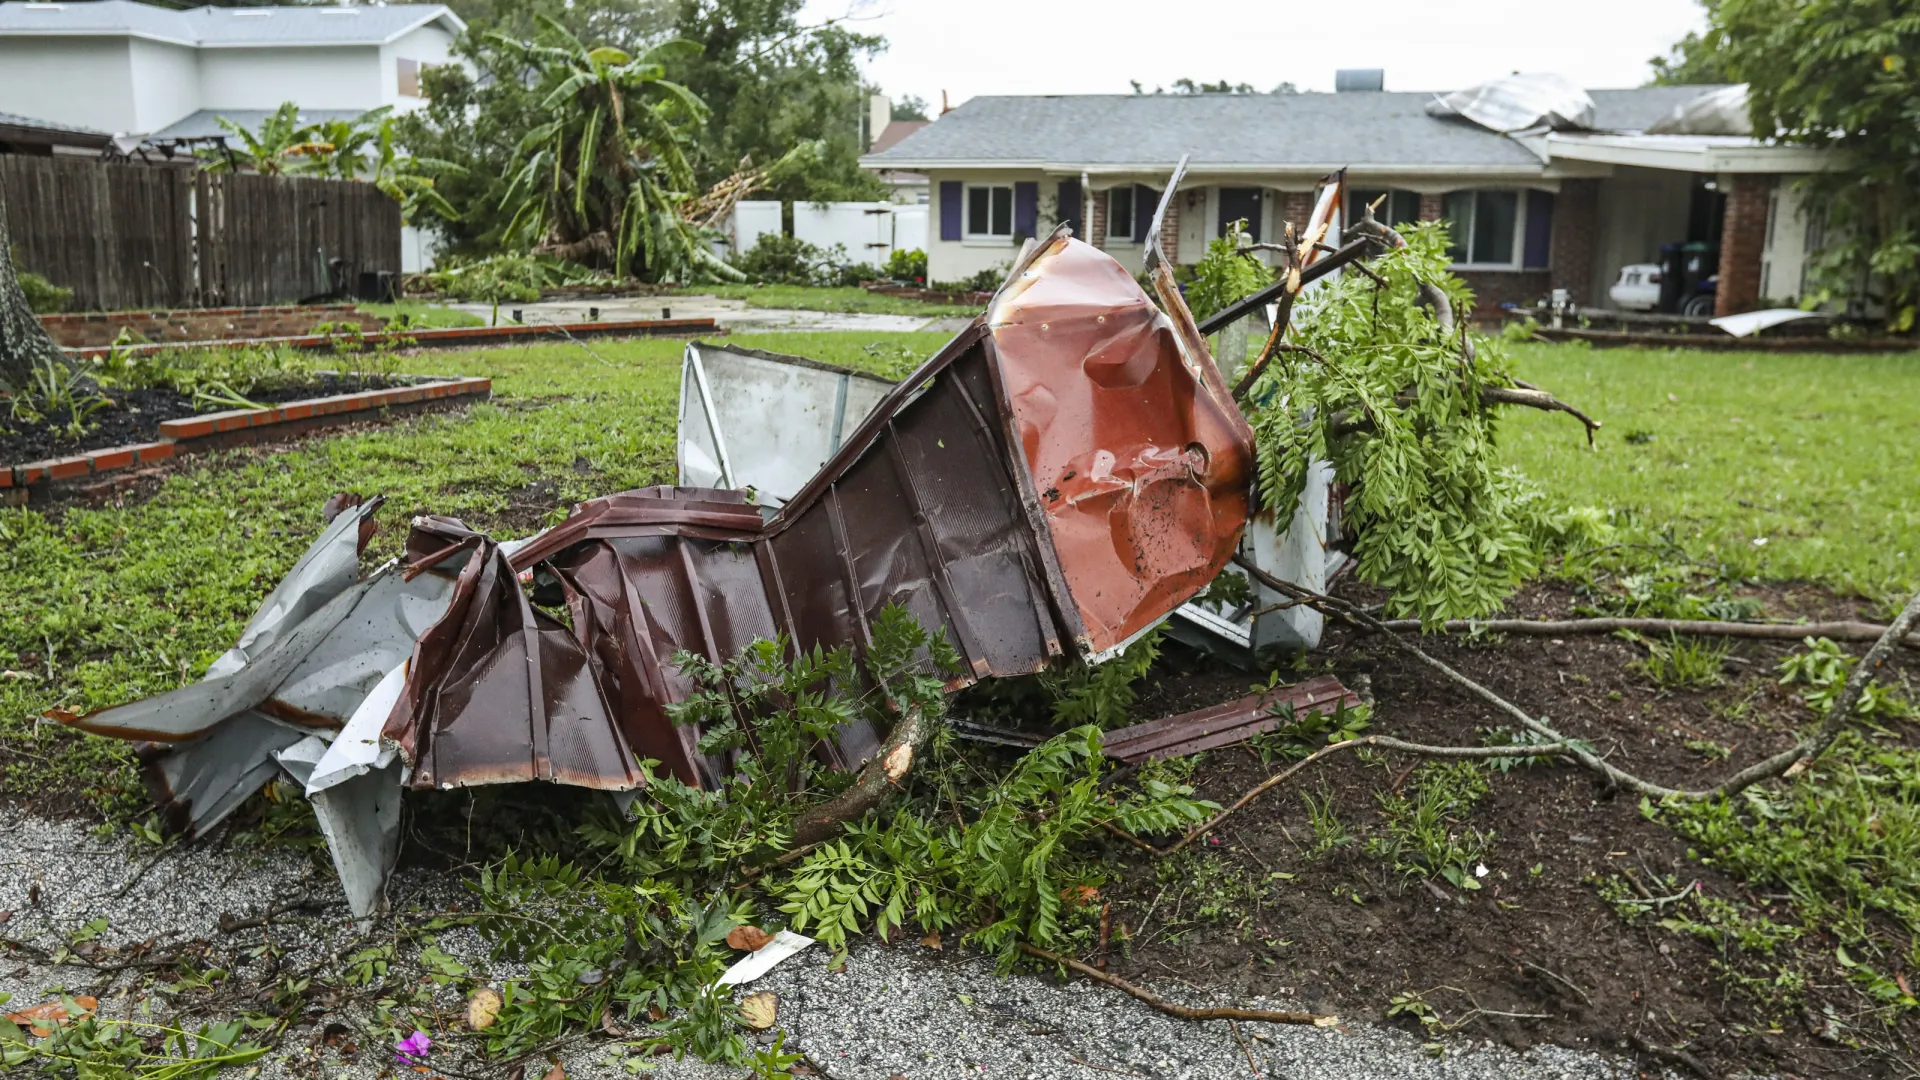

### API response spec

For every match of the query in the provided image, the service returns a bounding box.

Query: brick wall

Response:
[39,304,384,349]
[1549,179,1599,306]
[1455,270,1552,318]
[1090,190,1108,251]
[1157,191,1180,263]
[1277,191,1316,238]
[1716,174,1773,317]
[1419,193,1445,222]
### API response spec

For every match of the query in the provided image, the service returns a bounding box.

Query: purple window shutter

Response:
[1056,181,1082,236]
[1523,191,1554,269]
[1134,185,1159,242]
[1013,181,1039,238]
[939,181,962,241]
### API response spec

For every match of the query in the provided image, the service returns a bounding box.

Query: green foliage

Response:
[883,247,928,283]
[1184,222,1272,323]
[1631,633,1730,689]
[7,358,106,437]
[930,265,1006,293]
[1649,732,1920,1016]
[199,102,310,175]
[777,724,1214,968]
[731,233,877,287]
[1247,691,1372,763]
[0,992,269,1079]
[492,18,737,283]
[1039,626,1162,729]
[1778,636,1914,720]
[669,0,888,203]
[1365,761,1492,891]
[1674,0,1920,329]
[1243,222,1557,624]
[1575,565,1763,622]
[17,264,70,314]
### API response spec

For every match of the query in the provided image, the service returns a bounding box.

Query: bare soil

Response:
[1101,580,1918,1080]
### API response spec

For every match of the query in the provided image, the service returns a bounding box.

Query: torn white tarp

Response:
[1427,73,1595,133]
[1710,308,1825,337]
[717,931,816,986]
[1647,84,1752,136]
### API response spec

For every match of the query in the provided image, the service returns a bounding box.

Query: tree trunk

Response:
[0,182,64,393]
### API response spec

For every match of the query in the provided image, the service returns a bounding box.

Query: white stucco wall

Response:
[200,46,383,112]
[0,37,137,134]
[128,38,201,135]
[379,25,457,112]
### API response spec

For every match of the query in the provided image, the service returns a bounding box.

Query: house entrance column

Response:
[1715,174,1773,317]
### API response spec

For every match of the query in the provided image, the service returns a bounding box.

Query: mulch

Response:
[1100,579,1917,1079]
[0,376,406,464]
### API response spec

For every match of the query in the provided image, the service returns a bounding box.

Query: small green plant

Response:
[8,358,108,437]
[1301,784,1351,857]
[1365,762,1491,890]
[1631,633,1728,689]
[18,265,71,314]
[1040,626,1162,729]
[1778,636,1913,720]
[883,247,927,283]
[1248,691,1371,763]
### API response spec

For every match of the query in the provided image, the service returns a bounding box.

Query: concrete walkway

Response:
[450,295,958,334]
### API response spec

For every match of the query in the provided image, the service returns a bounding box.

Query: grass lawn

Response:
[359,300,487,329]
[662,282,973,317]
[2,335,1916,815]
[1501,342,1920,604]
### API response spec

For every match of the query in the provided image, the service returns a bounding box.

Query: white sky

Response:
[808,0,1709,110]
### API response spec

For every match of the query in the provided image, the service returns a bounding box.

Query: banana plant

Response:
[200,102,314,175]
[289,106,394,181]
[492,16,740,283]
[370,119,464,224]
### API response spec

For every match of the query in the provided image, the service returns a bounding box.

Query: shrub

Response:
[734,233,827,285]
[884,248,927,284]
[19,268,71,314]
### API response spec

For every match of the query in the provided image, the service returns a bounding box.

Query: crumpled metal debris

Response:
[61,223,1264,917]
[1427,73,1595,133]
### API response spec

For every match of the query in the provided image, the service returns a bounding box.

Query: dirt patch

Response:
[1100,580,1916,1079]
[0,375,408,462]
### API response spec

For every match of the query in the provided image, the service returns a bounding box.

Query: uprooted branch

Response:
[1155,734,1578,858]
[1019,943,1333,1026]
[1229,554,1920,801]
[1374,615,1920,650]
[789,707,926,847]
[1330,384,1602,444]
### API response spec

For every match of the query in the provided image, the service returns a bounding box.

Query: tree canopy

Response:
[1654,0,1920,331]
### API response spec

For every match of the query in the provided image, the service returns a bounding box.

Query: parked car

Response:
[1609,263,1662,310]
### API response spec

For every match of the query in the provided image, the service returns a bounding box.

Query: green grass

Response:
[359,301,487,329]
[0,331,946,814]
[662,283,973,317]
[1502,342,1920,602]
[5,337,1919,817]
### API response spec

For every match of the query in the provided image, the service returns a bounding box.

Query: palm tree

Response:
[200,103,314,175]
[493,17,737,282]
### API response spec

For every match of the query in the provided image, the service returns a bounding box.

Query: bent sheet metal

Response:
[59,226,1260,917]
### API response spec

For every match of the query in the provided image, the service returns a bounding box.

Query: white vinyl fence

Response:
[728,201,928,266]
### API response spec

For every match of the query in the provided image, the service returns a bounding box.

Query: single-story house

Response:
[860,76,1834,316]
[0,108,110,155]
[0,1,464,143]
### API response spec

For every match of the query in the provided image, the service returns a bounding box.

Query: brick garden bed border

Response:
[2,376,492,507]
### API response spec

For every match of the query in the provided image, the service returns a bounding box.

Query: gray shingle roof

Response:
[146,107,372,141]
[0,1,462,47]
[0,108,106,135]
[862,86,1733,171]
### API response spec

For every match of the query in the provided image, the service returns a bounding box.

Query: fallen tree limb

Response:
[1331,384,1600,444]
[1228,554,1920,802]
[789,708,925,847]
[1019,943,1332,1026]
[1157,735,1577,858]
[1373,615,1920,650]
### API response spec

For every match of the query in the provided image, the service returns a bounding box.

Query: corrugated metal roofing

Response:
[861,86,1732,171]
[0,1,462,47]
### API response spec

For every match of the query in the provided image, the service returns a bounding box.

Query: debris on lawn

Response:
[57,217,1309,916]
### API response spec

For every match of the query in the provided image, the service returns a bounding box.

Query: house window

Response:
[1347,189,1420,229]
[1106,187,1134,241]
[1443,190,1521,267]
[397,58,421,98]
[966,184,1013,237]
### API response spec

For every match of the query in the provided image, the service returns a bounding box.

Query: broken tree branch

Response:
[1228,554,1920,802]
[1330,384,1601,444]
[1372,615,1920,650]
[1157,734,1577,858]
[1019,943,1332,1026]
[789,708,925,847]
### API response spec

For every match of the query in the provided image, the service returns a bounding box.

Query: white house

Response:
[0,1,464,141]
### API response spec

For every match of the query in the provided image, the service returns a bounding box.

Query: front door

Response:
[1218,188,1263,243]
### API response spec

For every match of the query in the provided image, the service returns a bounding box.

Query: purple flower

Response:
[395,1031,432,1064]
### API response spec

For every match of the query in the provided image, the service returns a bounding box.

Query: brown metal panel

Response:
[1099,676,1361,763]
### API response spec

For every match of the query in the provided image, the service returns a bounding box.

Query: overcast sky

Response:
[807,0,1709,111]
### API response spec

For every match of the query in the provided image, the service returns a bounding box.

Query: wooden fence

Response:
[1,156,401,312]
